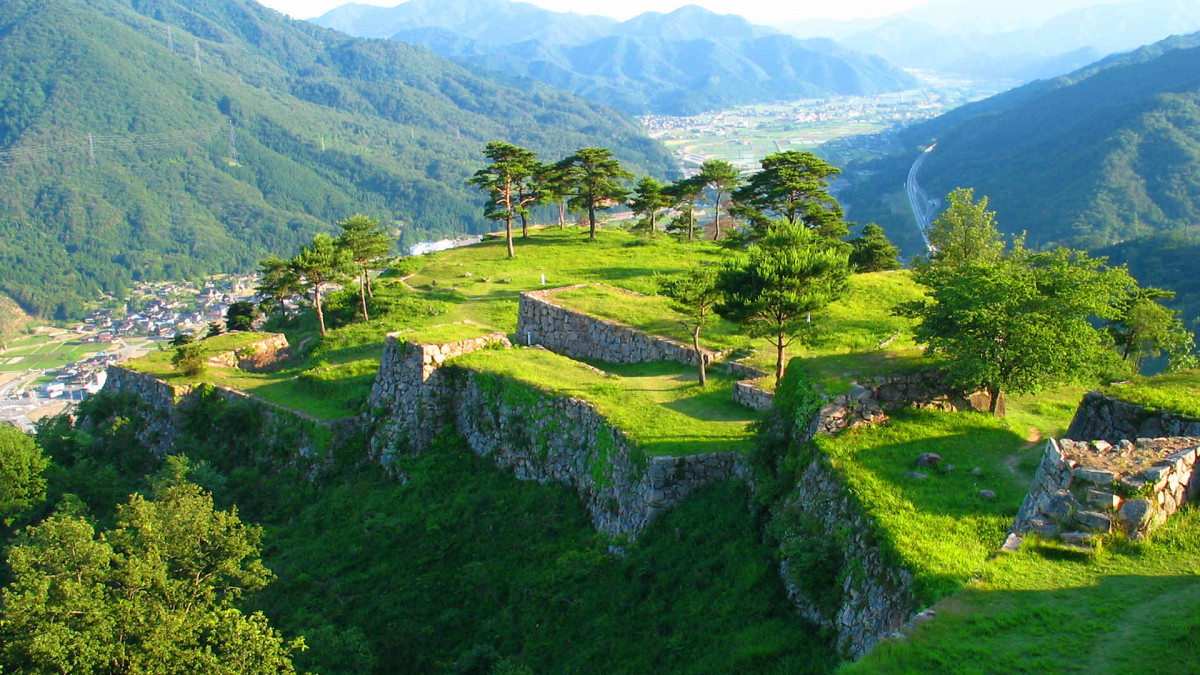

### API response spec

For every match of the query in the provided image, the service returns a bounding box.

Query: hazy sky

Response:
[258,0,931,23]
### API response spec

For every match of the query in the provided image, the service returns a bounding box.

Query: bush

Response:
[172,343,206,377]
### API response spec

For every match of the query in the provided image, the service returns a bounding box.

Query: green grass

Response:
[1104,369,1200,419]
[814,410,1036,605]
[550,271,928,391]
[124,332,371,420]
[451,347,757,457]
[845,507,1200,674]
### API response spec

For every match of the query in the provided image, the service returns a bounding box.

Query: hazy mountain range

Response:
[0,0,673,319]
[313,1,918,115]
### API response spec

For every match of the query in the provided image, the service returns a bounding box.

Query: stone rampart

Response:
[777,455,917,659]
[365,332,512,458]
[812,371,997,436]
[207,333,291,371]
[732,380,774,412]
[1011,436,1200,544]
[1066,391,1200,442]
[516,285,713,366]
[446,367,745,540]
[102,365,347,461]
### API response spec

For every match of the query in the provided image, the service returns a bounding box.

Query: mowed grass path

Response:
[451,347,756,457]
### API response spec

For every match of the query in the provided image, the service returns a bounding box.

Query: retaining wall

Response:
[516,286,713,366]
[812,371,997,436]
[1066,391,1200,442]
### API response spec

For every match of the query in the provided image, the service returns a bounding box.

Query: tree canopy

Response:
[469,142,543,258]
[731,151,846,242]
[559,148,633,240]
[849,223,902,272]
[717,221,850,384]
[291,234,352,337]
[0,427,47,527]
[1,462,302,672]
[630,176,672,238]
[926,187,1005,268]
[658,265,722,386]
[699,159,741,240]
[336,214,392,321]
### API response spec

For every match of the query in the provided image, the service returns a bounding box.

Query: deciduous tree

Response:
[0,426,47,526]
[1,464,303,672]
[717,221,850,385]
[927,188,1004,267]
[902,246,1134,414]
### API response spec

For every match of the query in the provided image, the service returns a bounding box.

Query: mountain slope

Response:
[839,33,1200,254]
[0,0,674,319]
[314,2,918,115]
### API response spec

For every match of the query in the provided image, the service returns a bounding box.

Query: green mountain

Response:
[0,0,674,320]
[840,32,1200,255]
[315,2,918,115]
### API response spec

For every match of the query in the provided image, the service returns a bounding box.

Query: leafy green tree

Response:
[717,221,851,385]
[171,332,195,347]
[666,176,706,242]
[256,255,301,316]
[0,426,47,527]
[468,142,542,258]
[927,188,1004,267]
[659,266,722,385]
[903,246,1134,414]
[1,466,303,672]
[172,342,206,377]
[559,148,633,240]
[291,233,351,337]
[206,321,225,338]
[335,214,392,322]
[730,151,846,242]
[699,159,741,240]
[849,223,902,272]
[226,301,259,332]
[539,160,574,229]
[629,176,672,238]
[1109,288,1196,371]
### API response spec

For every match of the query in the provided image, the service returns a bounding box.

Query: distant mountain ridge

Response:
[313,1,918,115]
[0,0,674,319]
[787,0,1200,83]
[840,31,1200,254]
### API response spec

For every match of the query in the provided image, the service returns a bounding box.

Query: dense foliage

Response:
[0,0,674,319]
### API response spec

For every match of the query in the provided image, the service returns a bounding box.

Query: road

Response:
[906,144,937,253]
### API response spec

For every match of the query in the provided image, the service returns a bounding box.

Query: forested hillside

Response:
[315,2,918,115]
[840,32,1200,254]
[0,0,674,320]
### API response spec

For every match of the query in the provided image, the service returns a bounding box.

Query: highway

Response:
[906,143,937,253]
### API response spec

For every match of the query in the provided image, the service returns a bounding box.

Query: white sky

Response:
[258,0,932,23]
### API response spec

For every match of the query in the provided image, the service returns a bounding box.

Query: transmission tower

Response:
[167,26,174,52]
[228,119,238,164]
[194,40,202,74]
[88,133,95,167]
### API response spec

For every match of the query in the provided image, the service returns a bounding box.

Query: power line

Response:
[0,123,227,169]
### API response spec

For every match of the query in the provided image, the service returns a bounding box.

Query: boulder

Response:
[1116,499,1154,533]
[915,453,942,468]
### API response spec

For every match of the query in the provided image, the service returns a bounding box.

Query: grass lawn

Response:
[1104,369,1200,419]
[450,347,757,457]
[846,508,1200,674]
[123,332,372,420]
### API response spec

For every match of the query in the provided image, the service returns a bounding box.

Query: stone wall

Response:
[517,285,713,366]
[812,371,997,436]
[365,332,512,458]
[446,367,744,540]
[777,455,916,659]
[206,333,291,372]
[1066,391,1200,442]
[102,365,347,461]
[732,380,774,412]
[1011,437,1200,544]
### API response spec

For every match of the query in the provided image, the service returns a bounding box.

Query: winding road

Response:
[906,144,937,253]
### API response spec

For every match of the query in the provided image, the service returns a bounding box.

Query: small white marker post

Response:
[541,273,546,286]
[527,332,532,346]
